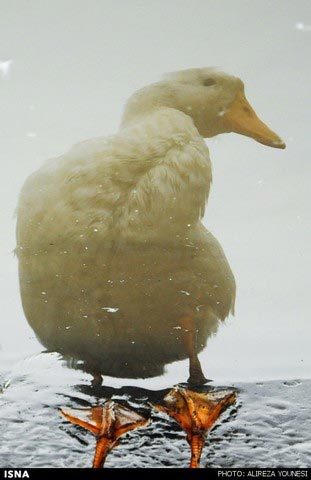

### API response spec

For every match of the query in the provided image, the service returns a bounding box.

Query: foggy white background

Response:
[0,0,310,383]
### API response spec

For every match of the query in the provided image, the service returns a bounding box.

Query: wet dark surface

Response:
[0,353,310,468]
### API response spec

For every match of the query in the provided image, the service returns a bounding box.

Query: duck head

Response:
[122,67,285,149]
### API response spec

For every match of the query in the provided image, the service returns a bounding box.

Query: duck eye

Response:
[203,78,216,87]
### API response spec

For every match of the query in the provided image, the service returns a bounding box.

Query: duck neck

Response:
[120,82,177,129]
[115,108,212,244]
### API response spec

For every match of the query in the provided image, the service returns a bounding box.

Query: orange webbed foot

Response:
[60,400,149,468]
[152,386,237,468]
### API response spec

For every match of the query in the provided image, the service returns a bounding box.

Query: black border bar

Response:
[1,468,310,479]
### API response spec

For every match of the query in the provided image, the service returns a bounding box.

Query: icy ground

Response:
[0,353,310,468]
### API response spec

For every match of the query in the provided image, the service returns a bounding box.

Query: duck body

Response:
[16,68,284,380]
[17,107,235,378]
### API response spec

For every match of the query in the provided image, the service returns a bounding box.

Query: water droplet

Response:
[0,59,12,77]
[295,21,311,31]
[196,305,204,312]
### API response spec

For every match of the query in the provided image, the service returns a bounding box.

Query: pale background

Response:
[0,0,310,384]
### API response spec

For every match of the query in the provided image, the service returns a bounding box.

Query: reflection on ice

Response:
[60,401,149,468]
[152,386,237,468]
[60,386,237,469]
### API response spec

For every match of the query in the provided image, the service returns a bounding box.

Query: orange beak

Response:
[222,91,286,149]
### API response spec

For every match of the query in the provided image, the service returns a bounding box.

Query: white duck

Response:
[16,68,285,384]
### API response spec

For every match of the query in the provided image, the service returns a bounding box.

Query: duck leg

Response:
[83,360,103,387]
[90,371,103,387]
[180,314,207,385]
[60,401,149,468]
